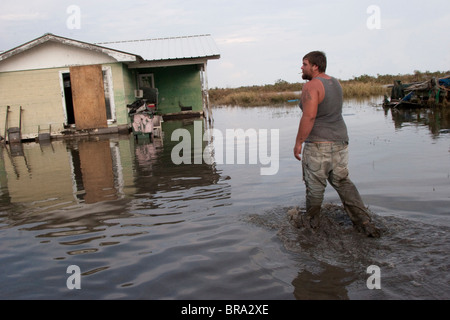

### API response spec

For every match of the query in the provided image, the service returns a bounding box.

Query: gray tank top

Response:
[300,77,349,142]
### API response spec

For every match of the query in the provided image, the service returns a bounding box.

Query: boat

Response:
[383,75,450,109]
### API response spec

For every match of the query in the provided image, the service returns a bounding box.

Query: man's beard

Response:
[302,73,312,81]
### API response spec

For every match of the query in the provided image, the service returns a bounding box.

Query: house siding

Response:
[0,68,65,139]
[119,63,137,125]
[104,63,136,126]
[0,62,134,139]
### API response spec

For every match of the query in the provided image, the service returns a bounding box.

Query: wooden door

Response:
[70,65,108,130]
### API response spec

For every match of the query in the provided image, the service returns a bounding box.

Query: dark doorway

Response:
[63,73,75,125]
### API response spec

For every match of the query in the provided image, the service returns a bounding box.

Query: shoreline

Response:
[209,71,449,106]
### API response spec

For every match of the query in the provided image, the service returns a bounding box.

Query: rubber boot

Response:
[343,205,381,238]
[354,220,381,238]
[301,205,321,229]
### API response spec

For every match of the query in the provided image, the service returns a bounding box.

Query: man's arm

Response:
[294,81,320,161]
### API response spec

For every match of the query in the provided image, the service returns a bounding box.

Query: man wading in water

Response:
[293,51,381,238]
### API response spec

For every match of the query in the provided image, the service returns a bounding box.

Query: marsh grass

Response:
[341,81,389,99]
[210,81,388,106]
[210,90,301,106]
[209,71,449,106]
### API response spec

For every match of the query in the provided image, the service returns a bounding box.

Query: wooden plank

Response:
[70,65,108,130]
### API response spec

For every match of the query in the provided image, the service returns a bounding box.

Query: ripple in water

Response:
[245,205,450,299]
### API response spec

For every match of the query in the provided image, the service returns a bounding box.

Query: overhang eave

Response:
[128,55,220,69]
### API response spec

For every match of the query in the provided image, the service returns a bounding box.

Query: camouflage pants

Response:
[302,141,372,225]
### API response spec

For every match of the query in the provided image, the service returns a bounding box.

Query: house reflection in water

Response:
[131,120,223,199]
[0,119,227,213]
[67,138,120,204]
[1,139,77,211]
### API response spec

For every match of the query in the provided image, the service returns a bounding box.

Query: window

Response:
[138,74,155,89]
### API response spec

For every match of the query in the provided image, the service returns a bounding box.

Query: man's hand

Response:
[294,143,303,161]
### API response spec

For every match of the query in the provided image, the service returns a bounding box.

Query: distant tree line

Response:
[209,70,449,106]
[348,70,449,84]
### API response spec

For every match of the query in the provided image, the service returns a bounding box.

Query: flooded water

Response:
[0,98,449,300]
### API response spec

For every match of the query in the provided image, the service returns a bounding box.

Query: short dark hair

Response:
[303,51,327,73]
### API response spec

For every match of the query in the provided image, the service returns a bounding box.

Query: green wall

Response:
[141,65,203,114]
[101,63,143,127]
[109,63,137,125]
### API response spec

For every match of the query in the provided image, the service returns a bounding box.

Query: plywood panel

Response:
[70,65,107,130]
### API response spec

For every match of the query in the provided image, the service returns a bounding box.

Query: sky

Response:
[0,0,449,88]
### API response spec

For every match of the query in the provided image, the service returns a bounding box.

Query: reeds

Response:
[209,71,449,106]
[209,90,301,106]
[341,81,389,99]
[210,81,388,106]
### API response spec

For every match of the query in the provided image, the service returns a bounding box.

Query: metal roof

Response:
[97,34,220,62]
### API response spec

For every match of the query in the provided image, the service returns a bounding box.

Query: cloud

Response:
[0,13,45,21]
[216,36,258,45]
[0,0,449,88]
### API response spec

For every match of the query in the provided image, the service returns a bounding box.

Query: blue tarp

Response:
[403,91,413,101]
[439,78,450,87]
